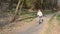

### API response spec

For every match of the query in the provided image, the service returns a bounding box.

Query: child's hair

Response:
[38,9,41,11]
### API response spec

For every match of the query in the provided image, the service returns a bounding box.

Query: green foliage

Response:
[19,13,37,21]
[42,10,53,15]
[26,0,31,7]
[18,9,37,21]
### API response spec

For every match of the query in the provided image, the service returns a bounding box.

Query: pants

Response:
[38,16,43,23]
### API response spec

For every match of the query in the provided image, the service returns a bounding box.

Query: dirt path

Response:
[1,14,54,34]
[16,14,53,34]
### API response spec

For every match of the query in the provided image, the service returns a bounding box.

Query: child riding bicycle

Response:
[37,9,43,24]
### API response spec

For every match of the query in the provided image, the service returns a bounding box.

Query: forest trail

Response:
[1,14,54,34]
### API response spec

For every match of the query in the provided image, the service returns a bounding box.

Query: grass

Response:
[57,14,60,25]
[19,12,37,22]
[42,10,53,16]
[17,10,37,21]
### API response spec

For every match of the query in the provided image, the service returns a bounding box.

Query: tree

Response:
[11,0,24,22]
[0,0,1,9]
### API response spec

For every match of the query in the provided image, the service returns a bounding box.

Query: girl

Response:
[37,9,43,24]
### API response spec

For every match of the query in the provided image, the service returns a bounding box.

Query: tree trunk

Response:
[11,0,21,22]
